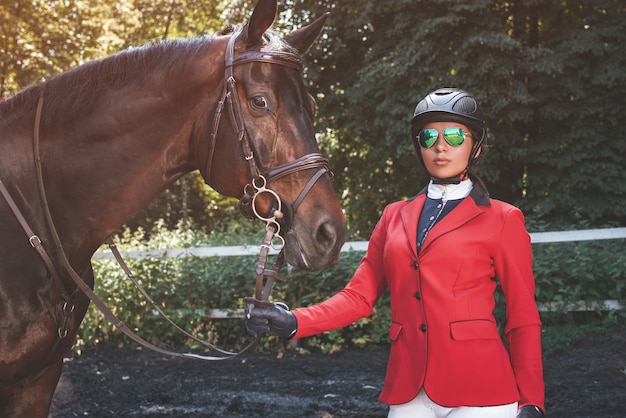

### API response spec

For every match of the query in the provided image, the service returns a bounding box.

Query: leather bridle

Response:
[0,31,334,362]
[206,33,331,240]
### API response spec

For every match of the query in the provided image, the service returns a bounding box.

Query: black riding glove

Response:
[245,302,297,338]
[517,405,545,418]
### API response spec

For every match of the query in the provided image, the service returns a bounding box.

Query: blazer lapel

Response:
[420,196,485,252]
[400,194,427,257]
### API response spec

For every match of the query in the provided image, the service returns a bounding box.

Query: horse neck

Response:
[38,46,225,259]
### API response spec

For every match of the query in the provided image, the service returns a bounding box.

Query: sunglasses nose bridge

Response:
[433,132,448,149]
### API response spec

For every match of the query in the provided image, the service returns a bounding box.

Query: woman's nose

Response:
[434,134,447,150]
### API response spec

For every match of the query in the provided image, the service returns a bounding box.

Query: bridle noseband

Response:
[205,33,332,245]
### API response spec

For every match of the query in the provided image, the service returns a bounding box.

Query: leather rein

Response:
[0,32,332,361]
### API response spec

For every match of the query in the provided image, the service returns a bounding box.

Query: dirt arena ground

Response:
[50,327,626,417]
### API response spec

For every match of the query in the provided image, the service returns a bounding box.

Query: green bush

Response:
[78,221,625,356]
[533,239,625,306]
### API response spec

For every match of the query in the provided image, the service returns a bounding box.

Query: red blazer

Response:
[293,185,544,410]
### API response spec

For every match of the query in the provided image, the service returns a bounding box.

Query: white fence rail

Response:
[93,227,626,260]
[93,227,626,314]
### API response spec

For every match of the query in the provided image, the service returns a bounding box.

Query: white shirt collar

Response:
[427,179,473,202]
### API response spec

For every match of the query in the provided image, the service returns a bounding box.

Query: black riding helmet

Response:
[410,88,487,184]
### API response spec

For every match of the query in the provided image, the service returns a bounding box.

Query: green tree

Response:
[1,0,109,96]
[518,0,626,226]
[287,0,625,235]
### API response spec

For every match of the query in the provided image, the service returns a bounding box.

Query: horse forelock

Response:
[225,25,299,56]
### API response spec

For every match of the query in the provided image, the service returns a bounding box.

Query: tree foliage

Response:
[287,0,626,235]
[1,0,624,237]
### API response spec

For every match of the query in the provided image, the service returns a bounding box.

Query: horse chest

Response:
[0,254,75,378]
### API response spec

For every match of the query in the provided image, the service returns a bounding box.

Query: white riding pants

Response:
[388,389,518,418]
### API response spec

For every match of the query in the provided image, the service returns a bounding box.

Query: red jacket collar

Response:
[401,185,489,255]
[412,181,491,207]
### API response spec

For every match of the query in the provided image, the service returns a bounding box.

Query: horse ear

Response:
[245,0,278,45]
[284,13,330,55]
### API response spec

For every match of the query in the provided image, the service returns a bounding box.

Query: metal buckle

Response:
[29,235,42,247]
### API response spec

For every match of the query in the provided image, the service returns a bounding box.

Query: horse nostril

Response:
[315,220,339,251]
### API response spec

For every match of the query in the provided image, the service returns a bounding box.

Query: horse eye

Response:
[250,95,268,109]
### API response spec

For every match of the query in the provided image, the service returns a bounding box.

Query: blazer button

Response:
[415,292,422,300]
[413,261,418,269]
[420,324,427,332]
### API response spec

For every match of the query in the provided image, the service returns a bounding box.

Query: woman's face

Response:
[419,121,475,179]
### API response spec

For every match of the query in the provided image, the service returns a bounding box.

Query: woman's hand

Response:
[245,302,297,338]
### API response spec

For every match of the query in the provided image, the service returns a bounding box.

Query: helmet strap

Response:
[467,129,485,167]
[431,169,468,185]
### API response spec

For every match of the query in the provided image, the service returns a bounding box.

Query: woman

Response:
[246,88,545,418]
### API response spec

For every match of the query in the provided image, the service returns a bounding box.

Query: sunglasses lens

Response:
[418,129,439,148]
[442,127,465,146]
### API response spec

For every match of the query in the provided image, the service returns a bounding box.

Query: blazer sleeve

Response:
[494,206,545,411]
[292,205,391,339]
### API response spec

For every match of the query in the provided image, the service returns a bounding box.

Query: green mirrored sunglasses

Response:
[417,127,467,148]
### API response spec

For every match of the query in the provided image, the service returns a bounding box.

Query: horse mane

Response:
[46,36,219,126]
[1,27,295,127]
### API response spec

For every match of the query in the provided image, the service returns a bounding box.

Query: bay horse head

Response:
[0,0,345,416]
[197,0,347,270]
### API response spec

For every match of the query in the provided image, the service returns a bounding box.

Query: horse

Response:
[0,0,347,415]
